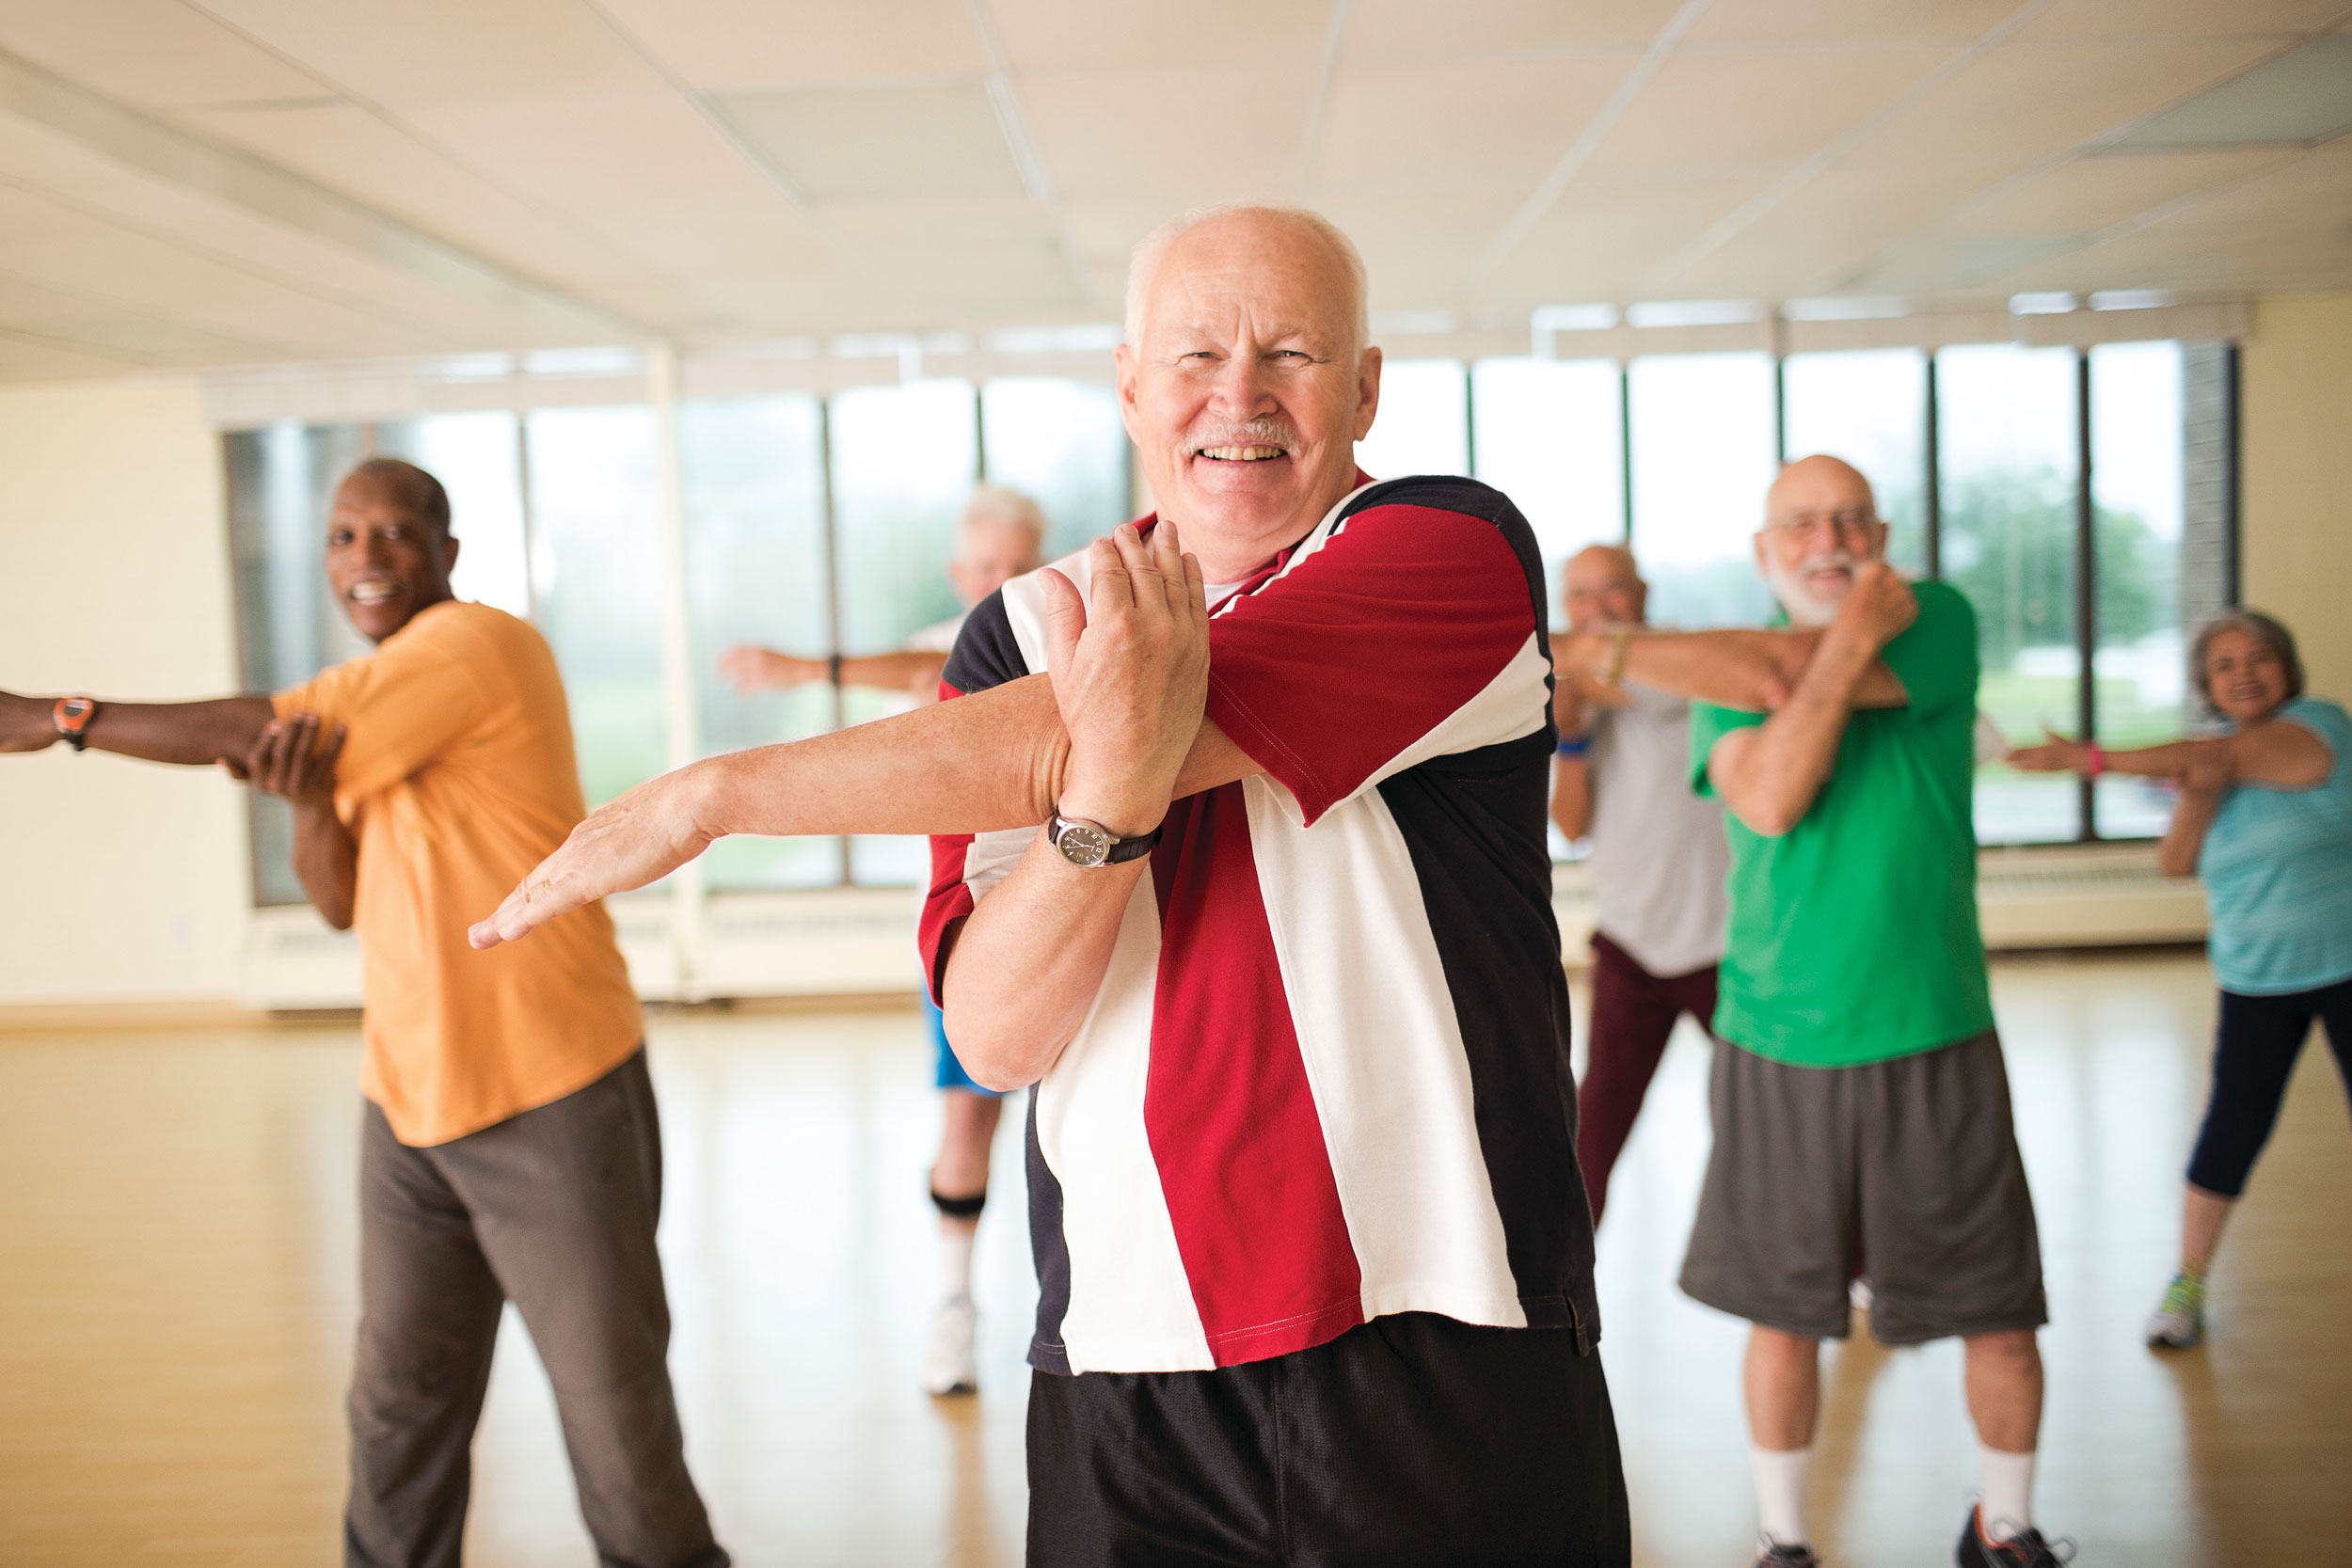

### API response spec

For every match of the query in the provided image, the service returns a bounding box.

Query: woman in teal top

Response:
[2011,610,2349,1350]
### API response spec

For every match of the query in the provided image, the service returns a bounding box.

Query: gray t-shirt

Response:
[1584,680,1729,977]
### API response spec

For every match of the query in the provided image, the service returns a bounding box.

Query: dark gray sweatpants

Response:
[346,1048,726,1568]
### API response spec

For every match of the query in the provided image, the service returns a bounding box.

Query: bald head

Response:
[1562,544,1645,630]
[1756,453,1885,626]
[1125,203,1369,359]
[341,457,452,537]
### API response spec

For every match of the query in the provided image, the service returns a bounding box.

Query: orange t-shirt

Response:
[275,600,644,1147]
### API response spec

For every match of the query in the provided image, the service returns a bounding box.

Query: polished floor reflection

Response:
[1,950,2345,1566]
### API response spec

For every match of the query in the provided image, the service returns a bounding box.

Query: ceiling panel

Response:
[989,0,1331,74]
[1664,161,2021,296]
[1947,148,2294,237]
[0,329,135,377]
[593,0,984,91]
[1022,60,1315,210]
[196,0,648,109]
[2015,0,2351,41]
[0,0,322,110]
[1684,0,2022,47]
[719,81,1029,202]
[181,100,661,292]
[1580,44,1958,179]
[1475,175,1776,305]
[1343,0,1685,59]
[1314,55,1635,198]
[1843,37,2285,168]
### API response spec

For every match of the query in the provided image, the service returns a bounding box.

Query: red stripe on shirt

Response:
[919,677,976,1005]
[1203,503,1536,824]
[1145,782,1364,1365]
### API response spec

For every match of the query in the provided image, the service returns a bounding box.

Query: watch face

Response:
[1055,819,1112,868]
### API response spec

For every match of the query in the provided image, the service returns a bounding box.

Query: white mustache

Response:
[1794,550,1857,575]
[1187,418,1295,452]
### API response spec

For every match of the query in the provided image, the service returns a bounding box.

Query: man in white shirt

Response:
[1549,545,1729,1221]
[719,485,1045,1396]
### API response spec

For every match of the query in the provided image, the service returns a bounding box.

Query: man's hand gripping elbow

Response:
[941,520,1210,1091]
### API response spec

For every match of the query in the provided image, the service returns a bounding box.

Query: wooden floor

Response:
[1,949,2346,1566]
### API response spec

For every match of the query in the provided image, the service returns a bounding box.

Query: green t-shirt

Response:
[1689,579,1993,1068]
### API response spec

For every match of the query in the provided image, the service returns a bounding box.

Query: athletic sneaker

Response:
[1848,1276,1874,1313]
[1956,1506,2074,1566]
[1756,1539,1821,1567]
[2145,1269,2204,1349]
[924,1293,978,1396]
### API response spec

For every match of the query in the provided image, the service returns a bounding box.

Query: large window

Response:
[224,334,2235,913]
[1628,353,1778,628]
[1470,356,1624,594]
[1939,344,2085,845]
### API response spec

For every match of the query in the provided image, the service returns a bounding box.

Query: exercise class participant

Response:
[0,458,725,1568]
[475,204,1629,1567]
[2010,610,2351,1349]
[1549,543,1727,1224]
[720,484,1048,1396]
[1562,455,2066,1568]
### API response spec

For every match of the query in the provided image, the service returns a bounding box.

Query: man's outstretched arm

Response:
[0,689,274,765]
[1702,563,1917,836]
[1553,626,1906,712]
[470,531,1259,952]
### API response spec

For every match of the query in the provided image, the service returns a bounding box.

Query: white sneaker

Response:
[1848,1276,1874,1313]
[925,1293,978,1396]
[2145,1270,2204,1349]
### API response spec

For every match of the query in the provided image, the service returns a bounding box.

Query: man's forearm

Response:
[942,835,1151,1089]
[696,673,1253,841]
[82,696,278,767]
[1615,629,1806,710]
[1708,632,1881,835]
[289,804,359,930]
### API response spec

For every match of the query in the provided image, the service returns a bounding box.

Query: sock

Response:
[1749,1445,1812,1546]
[938,1221,977,1301]
[1979,1446,2035,1542]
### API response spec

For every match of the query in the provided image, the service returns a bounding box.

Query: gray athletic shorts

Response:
[1678,1030,2047,1345]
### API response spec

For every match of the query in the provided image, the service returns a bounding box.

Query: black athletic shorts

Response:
[1026,1311,1630,1568]
[1679,1031,2048,1345]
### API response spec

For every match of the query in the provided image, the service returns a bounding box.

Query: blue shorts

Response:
[929,993,1001,1096]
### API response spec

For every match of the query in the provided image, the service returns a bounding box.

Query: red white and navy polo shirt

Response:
[920,474,1598,1376]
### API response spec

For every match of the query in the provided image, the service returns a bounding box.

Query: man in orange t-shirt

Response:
[0,458,726,1568]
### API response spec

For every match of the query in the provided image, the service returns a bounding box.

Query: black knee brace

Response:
[930,1188,986,1220]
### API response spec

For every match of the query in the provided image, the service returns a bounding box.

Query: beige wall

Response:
[2241,291,2352,704]
[0,379,250,1006]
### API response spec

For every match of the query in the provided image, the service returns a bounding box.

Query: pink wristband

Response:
[2086,744,2106,779]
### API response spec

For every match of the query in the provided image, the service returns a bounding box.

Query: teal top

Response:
[2200,695,2352,995]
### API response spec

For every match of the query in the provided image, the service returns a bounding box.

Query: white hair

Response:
[1122,202,1371,357]
[960,483,1046,553]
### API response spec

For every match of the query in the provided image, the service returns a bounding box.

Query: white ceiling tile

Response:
[2015,0,2351,41]
[1581,45,1961,179]
[180,100,663,292]
[1343,0,1684,59]
[990,0,1330,73]
[595,0,985,90]
[1313,55,1636,199]
[197,0,649,108]
[1472,176,1775,306]
[718,81,1030,202]
[1843,37,2286,168]
[0,329,136,378]
[1021,60,1317,209]
[0,0,322,109]
[1948,148,2296,237]
[1683,0,2022,47]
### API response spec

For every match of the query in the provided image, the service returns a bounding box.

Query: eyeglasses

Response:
[1763,507,1877,540]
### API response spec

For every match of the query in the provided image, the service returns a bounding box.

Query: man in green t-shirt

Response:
[1557,456,2058,1568]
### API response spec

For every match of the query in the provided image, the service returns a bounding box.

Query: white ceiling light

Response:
[2089,290,2177,312]
[1624,299,1764,328]
[1530,304,1619,333]
[1781,297,1908,322]
[2009,292,2078,315]
[1371,309,1459,336]
[2103,36,2352,152]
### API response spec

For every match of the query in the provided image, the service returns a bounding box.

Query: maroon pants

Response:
[1576,931,1719,1224]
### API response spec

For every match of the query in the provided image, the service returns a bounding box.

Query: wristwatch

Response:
[1047,812,1161,868]
[52,697,96,752]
